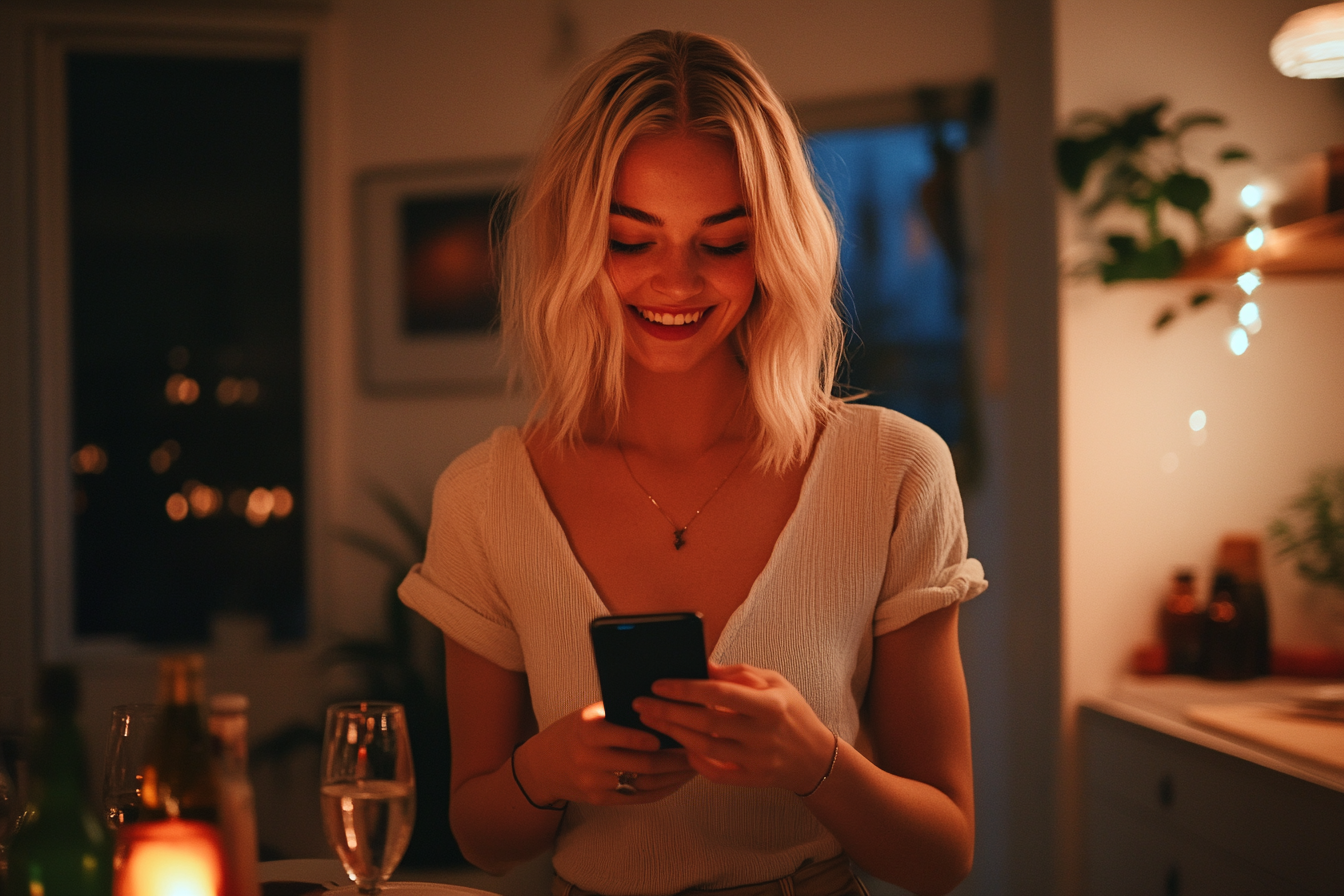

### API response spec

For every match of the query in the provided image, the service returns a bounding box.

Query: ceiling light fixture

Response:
[1271,3,1344,79]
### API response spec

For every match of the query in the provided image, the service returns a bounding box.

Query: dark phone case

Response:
[589,612,708,748]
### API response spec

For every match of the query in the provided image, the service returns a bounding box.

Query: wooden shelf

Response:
[1177,209,1344,279]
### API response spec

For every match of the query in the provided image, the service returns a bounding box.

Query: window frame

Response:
[27,6,340,661]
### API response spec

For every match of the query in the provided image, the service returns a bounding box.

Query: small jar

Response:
[1160,570,1203,675]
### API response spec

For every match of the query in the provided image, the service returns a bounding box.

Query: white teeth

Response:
[639,308,703,326]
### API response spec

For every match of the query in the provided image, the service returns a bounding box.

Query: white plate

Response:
[326,884,497,896]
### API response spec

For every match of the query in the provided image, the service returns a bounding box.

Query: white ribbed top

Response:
[399,403,986,895]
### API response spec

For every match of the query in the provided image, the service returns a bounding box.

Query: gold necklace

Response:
[616,409,749,551]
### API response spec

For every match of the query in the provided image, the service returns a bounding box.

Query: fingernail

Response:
[632,697,649,712]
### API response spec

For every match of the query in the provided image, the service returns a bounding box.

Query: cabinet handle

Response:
[1164,862,1181,896]
[1157,772,1175,808]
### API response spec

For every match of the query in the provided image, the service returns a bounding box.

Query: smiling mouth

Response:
[634,306,709,326]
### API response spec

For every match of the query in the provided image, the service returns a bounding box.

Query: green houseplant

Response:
[1269,468,1344,594]
[1056,99,1250,284]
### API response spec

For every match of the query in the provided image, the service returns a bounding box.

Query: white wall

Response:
[1056,0,1344,710]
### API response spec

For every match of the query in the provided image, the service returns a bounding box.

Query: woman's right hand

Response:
[512,701,697,806]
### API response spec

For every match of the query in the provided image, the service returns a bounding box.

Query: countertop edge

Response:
[1080,690,1344,794]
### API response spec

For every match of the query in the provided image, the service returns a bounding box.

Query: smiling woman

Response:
[499,31,841,474]
[606,134,757,370]
[399,29,985,896]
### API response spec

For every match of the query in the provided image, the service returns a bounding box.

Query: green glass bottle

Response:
[3,667,112,896]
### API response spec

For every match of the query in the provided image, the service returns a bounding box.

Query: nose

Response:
[650,245,703,300]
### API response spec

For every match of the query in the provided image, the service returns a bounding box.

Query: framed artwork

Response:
[356,157,523,391]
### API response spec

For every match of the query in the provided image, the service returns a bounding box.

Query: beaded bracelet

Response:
[797,730,839,798]
[511,742,567,811]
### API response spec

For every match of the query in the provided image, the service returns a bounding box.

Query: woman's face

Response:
[605,132,756,376]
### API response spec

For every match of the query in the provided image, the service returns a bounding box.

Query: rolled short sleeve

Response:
[398,441,525,671]
[873,419,987,637]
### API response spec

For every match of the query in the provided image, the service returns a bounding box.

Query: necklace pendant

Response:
[673,529,686,550]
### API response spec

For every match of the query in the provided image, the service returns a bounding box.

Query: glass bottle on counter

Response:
[3,666,112,896]
[1202,570,1252,680]
[140,655,219,823]
[1217,535,1271,677]
[1199,536,1272,680]
[208,694,259,896]
[1238,578,1272,676]
[1160,569,1204,674]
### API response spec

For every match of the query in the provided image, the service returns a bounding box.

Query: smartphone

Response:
[589,612,709,748]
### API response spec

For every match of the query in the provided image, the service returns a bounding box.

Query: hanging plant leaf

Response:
[1065,109,1116,130]
[1164,171,1212,216]
[1100,234,1183,282]
[1056,98,1248,299]
[1113,100,1166,149]
[1219,145,1254,163]
[1086,161,1153,217]
[1172,111,1225,134]
[1230,212,1257,234]
[1057,133,1114,193]
[1103,233,1139,258]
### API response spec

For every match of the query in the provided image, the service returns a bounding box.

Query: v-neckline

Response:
[508,413,842,663]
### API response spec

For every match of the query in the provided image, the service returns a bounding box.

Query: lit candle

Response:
[114,819,226,896]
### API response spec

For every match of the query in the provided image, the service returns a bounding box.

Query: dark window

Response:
[809,122,970,450]
[67,53,305,643]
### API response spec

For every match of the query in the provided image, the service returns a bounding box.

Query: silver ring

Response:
[614,771,638,795]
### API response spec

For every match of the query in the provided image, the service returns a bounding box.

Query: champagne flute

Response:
[101,703,158,830]
[320,702,415,895]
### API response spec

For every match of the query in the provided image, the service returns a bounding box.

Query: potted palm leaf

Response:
[1269,468,1344,643]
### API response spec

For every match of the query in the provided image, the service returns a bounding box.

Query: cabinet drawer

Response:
[1080,706,1344,894]
[1085,798,1298,896]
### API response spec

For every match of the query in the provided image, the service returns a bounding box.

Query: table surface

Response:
[1083,674,1344,794]
[258,851,555,896]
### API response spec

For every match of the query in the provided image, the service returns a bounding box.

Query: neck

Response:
[614,350,748,463]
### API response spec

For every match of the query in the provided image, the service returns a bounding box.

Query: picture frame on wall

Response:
[356,157,523,392]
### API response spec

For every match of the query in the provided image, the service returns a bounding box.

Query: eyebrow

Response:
[609,203,749,227]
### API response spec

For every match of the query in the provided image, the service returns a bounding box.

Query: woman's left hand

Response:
[633,662,836,794]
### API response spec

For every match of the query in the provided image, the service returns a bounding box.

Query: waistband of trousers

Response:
[550,853,861,896]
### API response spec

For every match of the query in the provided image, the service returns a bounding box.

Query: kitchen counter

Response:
[1080,676,1344,895]
[1085,675,1344,793]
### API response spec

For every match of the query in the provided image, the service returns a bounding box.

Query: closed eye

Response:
[609,239,652,254]
[704,242,749,257]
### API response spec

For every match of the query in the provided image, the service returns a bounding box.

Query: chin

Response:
[625,351,705,376]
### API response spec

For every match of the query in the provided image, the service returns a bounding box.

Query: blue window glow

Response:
[808,122,968,447]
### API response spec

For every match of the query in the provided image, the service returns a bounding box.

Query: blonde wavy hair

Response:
[500,29,843,472]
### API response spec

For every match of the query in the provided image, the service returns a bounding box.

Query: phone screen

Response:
[589,612,708,748]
